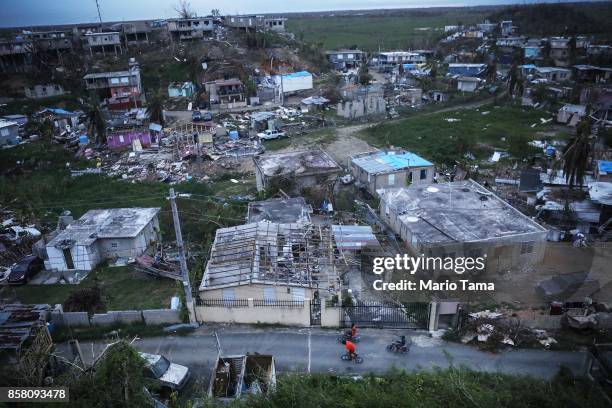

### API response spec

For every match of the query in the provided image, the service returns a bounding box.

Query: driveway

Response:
[55,326,585,382]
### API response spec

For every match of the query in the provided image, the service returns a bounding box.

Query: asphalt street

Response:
[55,326,586,382]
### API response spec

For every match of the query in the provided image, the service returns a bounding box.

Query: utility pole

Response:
[168,188,196,323]
[94,0,103,24]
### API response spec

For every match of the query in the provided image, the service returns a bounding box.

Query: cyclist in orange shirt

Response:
[342,339,357,360]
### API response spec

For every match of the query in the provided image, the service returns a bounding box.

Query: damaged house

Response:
[253,149,341,194]
[350,149,434,197]
[83,59,144,110]
[379,180,548,275]
[204,78,246,108]
[557,104,587,126]
[45,208,160,272]
[197,222,336,326]
[166,17,215,42]
[325,49,366,70]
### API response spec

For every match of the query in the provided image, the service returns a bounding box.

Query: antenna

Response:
[95,0,103,24]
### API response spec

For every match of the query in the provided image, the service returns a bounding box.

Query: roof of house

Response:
[379,180,546,244]
[0,120,18,129]
[247,197,312,224]
[281,71,311,79]
[0,304,49,351]
[588,182,612,206]
[200,222,327,290]
[83,70,135,80]
[457,76,481,82]
[326,49,364,54]
[332,225,381,251]
[351,150,433,174]
[536,66,571,74]
[559,104,587,114]
[598,160,612,175]
[85,31,120,36]
[47,208,160,248]
[254,149,341,178]
[448,63,487,68]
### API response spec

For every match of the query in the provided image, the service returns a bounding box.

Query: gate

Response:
[341,301,429,329]
[310,299,321,326]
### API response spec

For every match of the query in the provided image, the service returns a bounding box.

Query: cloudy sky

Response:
[0,0,599,28]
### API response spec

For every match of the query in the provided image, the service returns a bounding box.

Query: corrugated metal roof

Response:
[352,150,433,174]
[332,225,380,251]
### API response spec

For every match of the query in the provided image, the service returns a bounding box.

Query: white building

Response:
[45,208,160,272]
[273,71,313,94]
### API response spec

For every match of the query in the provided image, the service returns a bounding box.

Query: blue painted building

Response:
[350,149,435,196]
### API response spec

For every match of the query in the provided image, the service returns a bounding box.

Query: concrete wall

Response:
[195,298,311,326]
[46,243,99,272]
[50,308,180,327]
[51,311,90,327]
[320,303,341,327]
[142,309,181,325]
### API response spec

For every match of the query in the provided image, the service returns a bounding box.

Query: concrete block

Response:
[91,313,116,326]
[51,311,90,327]
[109,310,143,325]
[142,309,181,325]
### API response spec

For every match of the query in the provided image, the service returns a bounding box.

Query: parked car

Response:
[257,129,286,140]
[7,255,43,285]
[202,111,213,122]
[192,110,202,122]
[1,226,41,243]
[140,352,190,391]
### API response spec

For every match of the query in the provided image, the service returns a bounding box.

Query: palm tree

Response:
[86,101,106,146]
[146,93,165,127]
[562,118,592,188]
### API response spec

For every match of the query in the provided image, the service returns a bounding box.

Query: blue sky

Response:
[0,0,602,28]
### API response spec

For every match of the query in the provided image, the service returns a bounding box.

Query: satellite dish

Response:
[405,216,419,223]
[426,186,439,193]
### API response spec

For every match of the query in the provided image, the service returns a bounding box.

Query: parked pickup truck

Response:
[140,352,190,391]
[257,129,286,140]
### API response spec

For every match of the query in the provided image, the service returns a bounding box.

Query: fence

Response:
[197,298,250,308]
[340,301,430,329]
[253,300,304,308]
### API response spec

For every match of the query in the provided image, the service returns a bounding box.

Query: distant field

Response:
[286,10,489,51]
[359,102,564,165]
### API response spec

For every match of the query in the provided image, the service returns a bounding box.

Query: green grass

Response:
[287,10,488,51]
[0,94,81,116]
[233,368,608,408]
[11,265,177,310]
[360,102,558,165]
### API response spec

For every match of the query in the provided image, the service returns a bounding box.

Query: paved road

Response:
[55,326,585,382]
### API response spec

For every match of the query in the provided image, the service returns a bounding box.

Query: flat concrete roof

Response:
[379,180,546,244]
[254,149,341,178]
[352,150,433,175]
[47,208,159,248]
[247,197,312,224]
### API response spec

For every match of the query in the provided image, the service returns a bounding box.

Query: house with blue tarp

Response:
[597,160,612,182]
[350,149,435,196]
[447,63,486,77]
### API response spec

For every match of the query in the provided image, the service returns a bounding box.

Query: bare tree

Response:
[174,0,195,18]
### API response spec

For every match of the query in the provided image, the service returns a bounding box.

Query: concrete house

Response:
[457,77,480,92]
[166,17,214,41]
[168,82,196,98]
[378,180,547,275]
[45,208,161,272]
[0,38,32,73]
[84,32,123,56]
[224,15,264,31]
[377,51,426,65]
[84,59,144,110]
[350,149,434,196]
[535,67,572,82]
[114,21,152,46]
[24,84,65,99]
[325,49,366,70]
[0,120,20,146]
[557,104,587,125]
[253,149,341,193]
[264,17,287,32]
[204,78,246,107]
[197,222,336,326]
